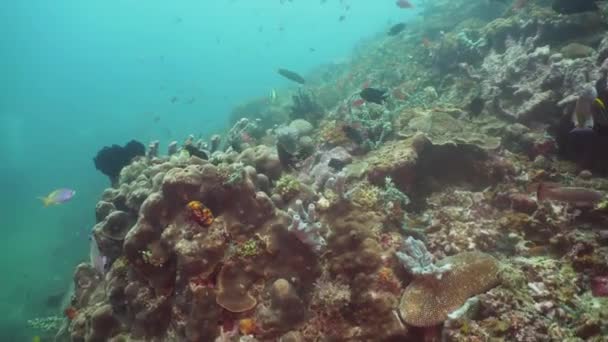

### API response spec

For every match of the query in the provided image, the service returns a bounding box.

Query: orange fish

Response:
[64,306,78,320]
[187,201,214,227]
[422,37,432,49]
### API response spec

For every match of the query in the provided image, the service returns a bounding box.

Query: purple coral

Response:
[287,200,326,252]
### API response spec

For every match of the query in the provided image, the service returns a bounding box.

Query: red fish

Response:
[352,99,365,107]
[592,276,608,297]
[537,182,603,207]
[396,0,413,9]
[64,307,78,320]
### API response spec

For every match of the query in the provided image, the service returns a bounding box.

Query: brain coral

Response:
[398,251,500,327]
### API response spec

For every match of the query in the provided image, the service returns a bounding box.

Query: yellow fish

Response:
[33,336,41,342]
[38,188,76,207]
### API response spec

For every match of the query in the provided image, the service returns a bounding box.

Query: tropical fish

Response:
[352,98,365,107]
[537,182,603,206]
[360,87,388,104]
[187,201,214,227]
[396,0,414,9]
[38,188,76,207]
[64,306,78,320]
[277,68,306,84]
[572,86,597,129]
[183,144,209,160]
[422,37,432,48]
[388,23,406,36]
[269,88,278,103]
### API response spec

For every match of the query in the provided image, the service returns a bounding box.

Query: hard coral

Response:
[216,261,258,313]
[399,251,500,327]
[273,174,301,201]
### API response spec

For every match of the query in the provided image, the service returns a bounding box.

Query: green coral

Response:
[381,177,410,210]
[274,174,301,200]
[218,162,246,186]
[350,183,382,210]
[235,238,262,258]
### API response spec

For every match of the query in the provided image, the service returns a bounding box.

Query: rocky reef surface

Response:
[36,1,608,341]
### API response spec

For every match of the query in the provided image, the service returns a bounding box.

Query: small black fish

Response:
[328,158,347,171]
[342,125,365,145]
[552,0,598,14]
[339,15,346,21]
[388,23,406,36]
[277,68,306,84]
[277,143,297,170]
[468,97,485,116]
[183,144,208,160]
[360,87,388,105]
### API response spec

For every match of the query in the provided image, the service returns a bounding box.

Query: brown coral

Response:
[398,251,500,327]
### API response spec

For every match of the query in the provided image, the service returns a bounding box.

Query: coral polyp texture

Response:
[54,1,608,341]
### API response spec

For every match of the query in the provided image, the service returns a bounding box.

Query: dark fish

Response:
[277,143,297,170]
[360,87,388,104]
[468,97,485,116]
[388,23,406,36]
[309,47,316,52]
[552,0,598,14]
[339,15,346,21]
[342,125,365,145]
[183,145,208,160]
[277,68,306,84]
[170,96,179,104]
[328,158,347,171]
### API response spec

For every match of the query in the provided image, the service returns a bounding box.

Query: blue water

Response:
[0,0,416,338]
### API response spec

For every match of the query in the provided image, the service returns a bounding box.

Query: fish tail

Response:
[37,196,53,207]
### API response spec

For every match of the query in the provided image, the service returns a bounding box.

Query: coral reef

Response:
[68,2,608,340]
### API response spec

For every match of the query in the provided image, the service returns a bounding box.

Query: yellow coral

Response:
[350,183,382,210]
[274,174,301,200]
[239,318,257,335]
[317,120,349,146]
